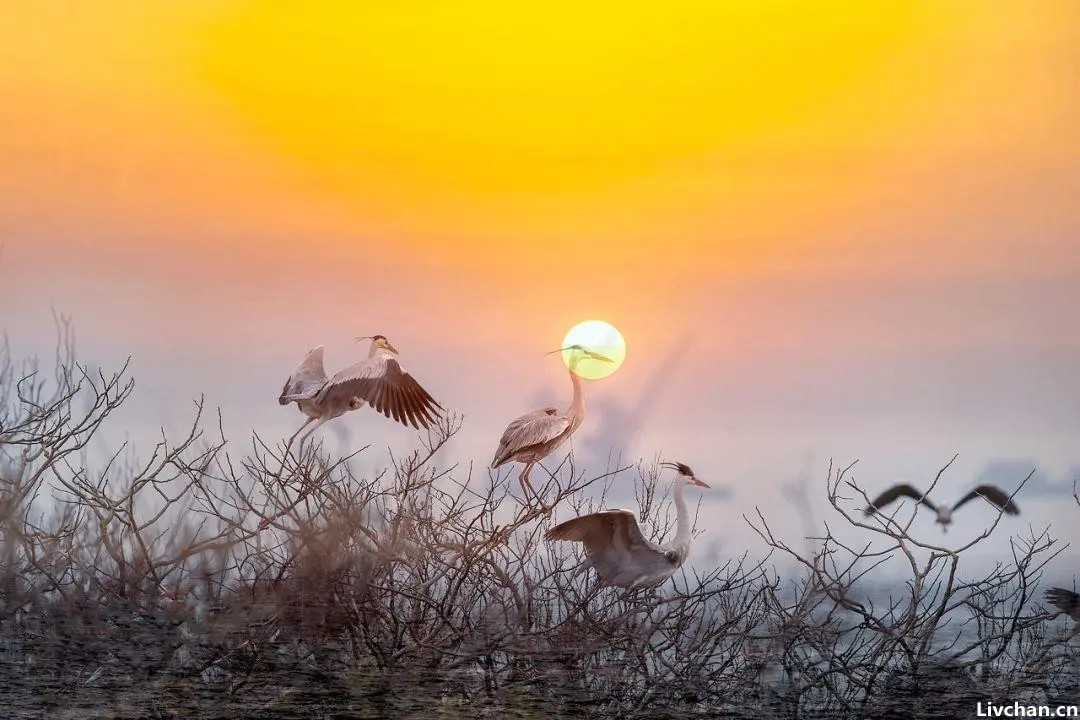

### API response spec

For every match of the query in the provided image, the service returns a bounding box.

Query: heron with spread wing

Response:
[546,461,710,589]
[278,335,442,451]
[1045,587,1080,622]
[490,344,613,508]
[864,483,1019,531]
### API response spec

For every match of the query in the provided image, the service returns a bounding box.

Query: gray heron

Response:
[490,344,613,507]
[1045,587,1080,621]
[278,335,442,451]
[545,461,710,589]
[864,483,1019,531]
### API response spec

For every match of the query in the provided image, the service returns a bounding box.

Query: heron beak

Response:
[692,477,710,488]
[386,342,399,353]
[585,350,614,363]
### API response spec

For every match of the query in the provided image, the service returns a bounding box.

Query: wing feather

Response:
[278,346,328,404]
[409,383,428,425]
[865,484,937,516]
[547,510,675,588]
[490,407,568,467]
[1045,587,1080,620]
[399,385,416,427]
[397,384,414,426]
[317,355,442,429]
[951,485,1019,514]
[389,383,406,424]
[416,388,435,426]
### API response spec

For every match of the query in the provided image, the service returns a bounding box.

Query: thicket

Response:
[1,326,1077,718]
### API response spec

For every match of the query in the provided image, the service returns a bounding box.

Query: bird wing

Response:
[864,484,937,515]
[1045,587,1080,620]
[490,407,569,468]
[278,345,328,404]
[951,485,1020,514]
[546,509,675,588]
[316,354,442,429]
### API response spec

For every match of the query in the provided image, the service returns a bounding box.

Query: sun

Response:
[561,320,627,380]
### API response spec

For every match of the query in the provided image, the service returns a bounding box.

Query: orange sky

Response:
[3,1,1077,271]
[3,1,1076,349]
[2,1,1080,551]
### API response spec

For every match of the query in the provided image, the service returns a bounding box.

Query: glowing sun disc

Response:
[562,320,626,379]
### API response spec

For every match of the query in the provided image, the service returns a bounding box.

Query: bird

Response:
[863,483,1019,531]
[278,335,442,451]
[545,461,710,589]
[1045,587,1080,621]
[490,344,613,508]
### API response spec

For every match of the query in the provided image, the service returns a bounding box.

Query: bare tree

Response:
[1,333,1076,718]
[746,458,1069,717]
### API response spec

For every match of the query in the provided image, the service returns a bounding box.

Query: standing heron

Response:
[545,461,710,589]
[278,335,442,451]
[864,483,1019,531]
[490,344,613,508]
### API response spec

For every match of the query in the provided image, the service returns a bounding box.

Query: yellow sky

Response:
[3,1,1076,273]
[1,0,1078,362]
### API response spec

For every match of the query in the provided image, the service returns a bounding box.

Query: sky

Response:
[2,1,1079,573]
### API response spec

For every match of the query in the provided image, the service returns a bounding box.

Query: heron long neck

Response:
[672,480,693,554]
[566,365,585,429]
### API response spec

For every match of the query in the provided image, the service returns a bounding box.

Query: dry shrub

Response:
[1,331,1077,718]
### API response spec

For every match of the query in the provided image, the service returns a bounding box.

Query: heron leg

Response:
[518,463,534,499]
[286,417,317,454]
[518,462,549,512]
[295,417,330,454]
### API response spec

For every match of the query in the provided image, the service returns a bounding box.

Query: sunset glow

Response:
[2,1,1078,523]
[3,5,1080,711]
[4,0,1076,287]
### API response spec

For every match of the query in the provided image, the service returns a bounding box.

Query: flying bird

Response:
[1045,587,1080,621]
[864,483,1019,531]
[490,344,613,508]
[546,461,710,589]
[278,335,442,451]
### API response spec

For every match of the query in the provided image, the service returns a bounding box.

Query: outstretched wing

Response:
[864,484,937,515]
[278,345,328,404]
[317,354,442,429]
[546,509,677,588]
[1045,587,1080,620]
[952,485,1019,514]
[490,407,568,468]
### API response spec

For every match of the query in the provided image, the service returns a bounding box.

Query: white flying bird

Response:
[546,461,710,589]
[490,344,613,508]
[864,483,1019,531]
[278,335,442,451]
